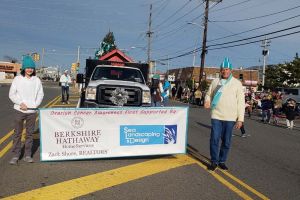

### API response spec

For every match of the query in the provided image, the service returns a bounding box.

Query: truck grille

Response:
[97,86,142,106]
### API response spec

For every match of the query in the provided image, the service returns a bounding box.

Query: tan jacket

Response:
[205,77,245,122]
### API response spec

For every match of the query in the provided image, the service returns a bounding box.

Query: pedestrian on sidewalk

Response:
[8,55,44,165]
[59,69,72,104]
[204,57,245,171]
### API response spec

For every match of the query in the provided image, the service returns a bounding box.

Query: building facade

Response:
[168,66,259,90]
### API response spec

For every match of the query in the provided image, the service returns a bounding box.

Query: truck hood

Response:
[88,79,150,91]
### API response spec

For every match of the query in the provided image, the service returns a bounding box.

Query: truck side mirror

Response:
[76,73,84,83]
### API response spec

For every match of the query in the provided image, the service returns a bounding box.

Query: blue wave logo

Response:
[164,125,177,144]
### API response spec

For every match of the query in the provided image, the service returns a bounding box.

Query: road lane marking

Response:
[51,104,77,107]
[0,141,12,158]
[0,130,13,145]
[3,155,195,200]
[220,170,270,200]
[188,147,270,200]
[191,155,254,200]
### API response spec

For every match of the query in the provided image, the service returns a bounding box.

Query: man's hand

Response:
[235,121,243,129]
[204,101,210,109]
[20,103,28,111]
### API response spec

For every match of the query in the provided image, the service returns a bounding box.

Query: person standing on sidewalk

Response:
[8,55,44,165]
[59,69,72,104]
[204,57,245,171]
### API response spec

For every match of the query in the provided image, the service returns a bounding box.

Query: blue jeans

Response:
[163,97,169,106]
[210,119,235,164]
[61,86,69,102]
[262,109,271,122]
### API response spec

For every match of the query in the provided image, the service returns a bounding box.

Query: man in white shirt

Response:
[204,57,245,171]
[9,55,44,165]
[59,70,72,104]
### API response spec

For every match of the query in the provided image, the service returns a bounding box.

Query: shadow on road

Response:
[196,122,211,129]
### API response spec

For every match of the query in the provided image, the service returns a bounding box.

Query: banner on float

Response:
[39,107,188,161]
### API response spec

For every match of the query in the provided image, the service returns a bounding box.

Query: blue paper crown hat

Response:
[22,55,36,69]
[220,57,233,70]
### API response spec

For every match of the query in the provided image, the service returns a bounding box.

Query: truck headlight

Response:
[142,91,151,104]
[86,87,97,100]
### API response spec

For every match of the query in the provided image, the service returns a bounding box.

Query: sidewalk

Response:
[0,79,13,85]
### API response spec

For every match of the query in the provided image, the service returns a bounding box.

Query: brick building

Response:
[168,66,259,89]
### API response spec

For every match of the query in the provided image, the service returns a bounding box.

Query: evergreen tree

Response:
[265,64,285,88]
[265,53,300,88]
[95,31,117,59]
[282,55,300,87]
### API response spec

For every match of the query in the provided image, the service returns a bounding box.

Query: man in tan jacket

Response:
[204,57,245,171]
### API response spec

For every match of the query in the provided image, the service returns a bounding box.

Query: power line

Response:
[153,1,204,33]
[210,0,253,13]
[157,29,300,61]
[153,0,191,29]
[207,25,300,47]
[208,13,300,42]
[207,30,300,50]
[152,0,170,19]
[210,5,300,22]
[183,0,252,24]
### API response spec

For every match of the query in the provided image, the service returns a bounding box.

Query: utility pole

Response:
[77,46,80,63]
[261,36,270,88]
[199,0,222,88]
[199,0,209,88]
[41,48,45,68]
[147,4,153,82]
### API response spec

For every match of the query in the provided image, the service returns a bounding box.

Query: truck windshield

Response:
[92,67,145,84]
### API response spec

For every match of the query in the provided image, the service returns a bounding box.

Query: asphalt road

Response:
[0,82,299,199]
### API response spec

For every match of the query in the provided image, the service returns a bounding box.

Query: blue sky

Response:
[1,0,300,72]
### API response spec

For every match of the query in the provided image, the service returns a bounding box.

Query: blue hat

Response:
[22,55,36,69]
[220,57,232,70]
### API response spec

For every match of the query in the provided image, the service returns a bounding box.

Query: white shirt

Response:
[59,74,72,87]
[9,75,44,113]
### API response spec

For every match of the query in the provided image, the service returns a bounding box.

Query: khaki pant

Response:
[11,110,36,157]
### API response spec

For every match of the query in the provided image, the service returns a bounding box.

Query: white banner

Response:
[39,107,188,161]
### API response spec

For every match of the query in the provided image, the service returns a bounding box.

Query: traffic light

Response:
[71,62,80,72]
[71,63,77,72]
[31,53,40,61]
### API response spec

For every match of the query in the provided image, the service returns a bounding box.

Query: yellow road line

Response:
[188,148,269,200]
[3,155,195,200]
[190,155,254,200]
[220,170,270,200]
[50,104,77,107]
[0,141,12,158]
[0,130,13,145]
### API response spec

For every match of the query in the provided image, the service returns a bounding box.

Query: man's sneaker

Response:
[9,157,19,165]
[67,101,70,104]
[241,134,247,138]
[62,102,66,104]
[208,163,217,171]
[23,156,34,163]
[218,163,228,170]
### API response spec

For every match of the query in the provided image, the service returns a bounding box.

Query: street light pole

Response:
[187,22,204,67]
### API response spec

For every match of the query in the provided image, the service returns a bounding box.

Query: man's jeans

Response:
[210,119,235,164]
[61,86,69,102]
